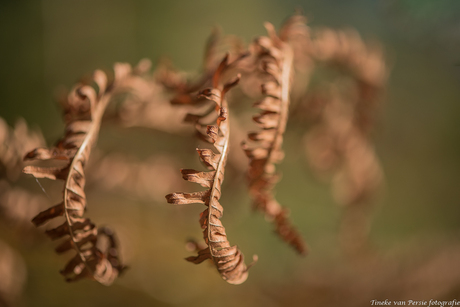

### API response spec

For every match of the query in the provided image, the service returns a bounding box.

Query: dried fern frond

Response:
[23,64,131,285]
[0,117,45,181]
[166,56,256,285]
[242,23,308,256]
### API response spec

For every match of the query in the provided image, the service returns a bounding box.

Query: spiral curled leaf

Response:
[166,56,256,285]
[23,65,130,285]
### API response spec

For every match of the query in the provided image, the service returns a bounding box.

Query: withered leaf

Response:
[166,56,256,284]
[23,64,129,285]
[243,23,309,256]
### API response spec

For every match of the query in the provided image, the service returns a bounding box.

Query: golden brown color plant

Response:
[15,13,386,286]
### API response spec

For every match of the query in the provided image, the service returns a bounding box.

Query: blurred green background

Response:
[1,0,460,306]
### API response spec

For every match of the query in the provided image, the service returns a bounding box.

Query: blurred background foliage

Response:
[0,0,460,306]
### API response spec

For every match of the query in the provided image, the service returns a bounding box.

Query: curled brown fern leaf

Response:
[166,56,256,285]
[23,64,130,285]
[242,23,308,256]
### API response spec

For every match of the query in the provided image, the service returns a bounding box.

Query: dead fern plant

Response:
[23,65,131,284]
[166,56,256,285]
[242,23,308,255]
[17,12,387,286]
